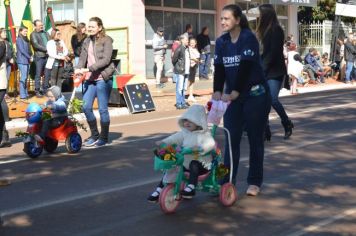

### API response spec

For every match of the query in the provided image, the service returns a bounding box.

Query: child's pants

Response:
[39,117,66,139]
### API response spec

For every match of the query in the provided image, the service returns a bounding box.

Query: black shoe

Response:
[147,194,159,202]
[36,92,43,98]
[176,104,188,110]
[181,186,195,199]
[282,119,294,139]
[264,125,271,142]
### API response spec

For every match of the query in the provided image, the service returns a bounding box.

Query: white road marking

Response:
[286,208,356,236]
[1,129,355,217]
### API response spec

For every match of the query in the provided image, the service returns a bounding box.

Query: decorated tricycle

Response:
[153,101,237,214]
[19,102,82,158]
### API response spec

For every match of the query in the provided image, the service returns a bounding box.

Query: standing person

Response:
[0,28,14,85]
[185,24,194,39]
[213,4,271,196]
[196,27,211,80]
[170,36,180,83]
[172,33,189,110]
[75,17,115,147]
[0,39,11,148]
[16,26,32,99]
[71,22,87,66]
[46,29,69,89]
[30,20,50,97]
[152,26,167,88]
[256,4,293,141]
[344,33,356,84]
[187,37,200,102]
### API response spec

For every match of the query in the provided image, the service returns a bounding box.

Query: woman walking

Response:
[256,4,293,140]
[75,17,114,147]
[16,26,32,99]
[187,37,200,102]
[213,4,271,196]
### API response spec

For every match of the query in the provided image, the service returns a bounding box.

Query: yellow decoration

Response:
[163,154,171,161]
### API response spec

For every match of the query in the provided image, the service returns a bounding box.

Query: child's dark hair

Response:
[222,4,250,30]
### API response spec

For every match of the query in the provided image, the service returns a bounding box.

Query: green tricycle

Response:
[153,124,238,214]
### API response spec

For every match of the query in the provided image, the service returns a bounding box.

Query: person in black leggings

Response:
[256,4,294,141]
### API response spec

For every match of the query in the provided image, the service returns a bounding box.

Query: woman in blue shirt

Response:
[212,4,271,196]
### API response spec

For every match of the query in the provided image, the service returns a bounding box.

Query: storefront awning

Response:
[269,0,318,7]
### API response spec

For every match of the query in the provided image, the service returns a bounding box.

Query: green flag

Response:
[21,0,33,38]
[4,0,17,50]
[44,7,54,32]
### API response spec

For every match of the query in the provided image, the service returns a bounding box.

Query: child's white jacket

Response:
[161,105,215,170]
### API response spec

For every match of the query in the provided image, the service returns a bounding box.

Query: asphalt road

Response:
[0,88,356,236]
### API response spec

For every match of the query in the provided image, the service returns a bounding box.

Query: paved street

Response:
[0,88,356,236]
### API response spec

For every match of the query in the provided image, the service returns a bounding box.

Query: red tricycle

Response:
[22,102,82,158]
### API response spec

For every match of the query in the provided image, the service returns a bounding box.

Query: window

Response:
[45,0,83,23]
[183,13,198,35]
[145,10,163,40]
[164,11,182,40]
[201,0,215,10]
[183,0,199,9]
[164,0,180,8]
[145,0,161,6]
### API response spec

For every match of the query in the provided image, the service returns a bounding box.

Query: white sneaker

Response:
[188,95,197,102]
[246,185,260,196]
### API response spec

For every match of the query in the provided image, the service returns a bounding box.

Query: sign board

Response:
[123,83,155,113]
[269,0,318,6]
[106,27,129,74]
[335,3,356,17]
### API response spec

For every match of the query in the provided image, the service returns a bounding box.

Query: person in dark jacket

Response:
[172,33,189,109]
[16,26,33,99]
[213,5,271,196]
[256,4,293,141]
[71,22,87,66]
[0,28,14,85]
[196,27,211,80]
[30,20,50,97]
[75,17,115,147]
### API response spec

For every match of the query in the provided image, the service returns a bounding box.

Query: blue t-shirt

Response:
[214,29,265,94]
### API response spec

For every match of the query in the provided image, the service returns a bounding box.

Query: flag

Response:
[4,0,17,50]
[21,0,33,38]
[44,7,55,33]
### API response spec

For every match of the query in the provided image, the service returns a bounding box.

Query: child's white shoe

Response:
[147,187,162,202]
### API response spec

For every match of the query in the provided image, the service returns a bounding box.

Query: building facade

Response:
[0,0,316,80]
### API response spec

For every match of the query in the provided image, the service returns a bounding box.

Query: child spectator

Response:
[187,38,200,102]
[35,86,68,143]
[147,105,215,202]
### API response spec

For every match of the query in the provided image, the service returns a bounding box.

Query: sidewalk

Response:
[5,77,354,130]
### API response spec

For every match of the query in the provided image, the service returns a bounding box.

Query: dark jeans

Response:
[83,79,113,123]
[223,88,271,187]
[199,53,210,78]
[34,56,50,92]
[50,65,64,89]
[0,90,6,142]
[267,78,289,123]
[39,117,66,139]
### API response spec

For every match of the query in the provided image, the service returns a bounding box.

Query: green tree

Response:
[298,0,356,23]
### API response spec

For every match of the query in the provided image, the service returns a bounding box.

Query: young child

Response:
[148,104,215,202]
[35,86,68,143]
[187,38,200,102]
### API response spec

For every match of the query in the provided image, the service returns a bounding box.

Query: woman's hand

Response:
[212,91,222,101]
[221,90,239,102]
[74,68,82,75]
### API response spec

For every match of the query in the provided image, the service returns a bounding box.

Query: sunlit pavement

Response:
[0,87,355,236]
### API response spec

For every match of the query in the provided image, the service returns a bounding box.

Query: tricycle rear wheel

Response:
[44,137,58,153]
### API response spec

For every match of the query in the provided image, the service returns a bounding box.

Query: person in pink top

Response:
[75,17,115,147]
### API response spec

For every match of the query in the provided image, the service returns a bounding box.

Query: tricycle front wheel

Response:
[159,184,181,214]
[24,142,43,158]
[219,183,238,207]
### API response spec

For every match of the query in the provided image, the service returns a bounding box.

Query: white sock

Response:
[184,184,195,192]
[151,187,162,197]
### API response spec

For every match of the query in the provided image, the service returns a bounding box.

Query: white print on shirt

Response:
[222,55,241,67]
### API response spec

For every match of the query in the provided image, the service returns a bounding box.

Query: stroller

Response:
[153,101,237,214]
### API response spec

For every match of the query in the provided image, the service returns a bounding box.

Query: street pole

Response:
[330,14,341,63]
